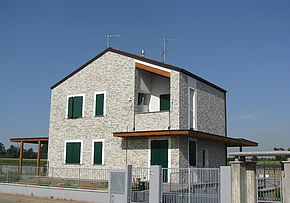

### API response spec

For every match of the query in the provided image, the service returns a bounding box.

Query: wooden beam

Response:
[10,137,48,143]
[19,141,23,174]
[135,62,170,78]
[113,130,258,147]
[36,141,41,175]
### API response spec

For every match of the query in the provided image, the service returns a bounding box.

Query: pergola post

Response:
[18,141,24,174]
[36,140,41,176]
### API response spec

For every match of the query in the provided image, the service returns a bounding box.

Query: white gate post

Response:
[221,166,232,203]
[149,165,162,203]
[282,158,290,203]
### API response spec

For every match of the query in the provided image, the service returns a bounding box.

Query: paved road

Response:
[0,193,89,203]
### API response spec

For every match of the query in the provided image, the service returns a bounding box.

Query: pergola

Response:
[10,137,48,174]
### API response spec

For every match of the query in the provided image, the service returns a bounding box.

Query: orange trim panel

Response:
[135,62,171,78]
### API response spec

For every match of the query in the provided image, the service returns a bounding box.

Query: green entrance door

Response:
[151,140,168,182]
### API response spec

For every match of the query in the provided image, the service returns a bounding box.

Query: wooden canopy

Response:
[113,130,258,147]
[10,137,48,174]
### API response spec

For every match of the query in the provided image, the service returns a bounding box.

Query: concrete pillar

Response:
[282,157,290,203]
[230,160,247,203]
[220,166,232,203]
[246,161,257,203]
[125,165,132,203]
[149,165,162,203]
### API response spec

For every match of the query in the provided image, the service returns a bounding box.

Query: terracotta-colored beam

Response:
[36,141,41,175]
[10,137,48,143]
[18,141,23,174]
[135,62,171,78]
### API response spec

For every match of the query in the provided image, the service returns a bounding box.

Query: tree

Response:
[23,148,37,159]
[40,144,48,159]
[274,147,286,161]
[6,145,19,158]
[0,142,6,157]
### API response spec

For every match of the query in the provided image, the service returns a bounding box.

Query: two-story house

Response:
[47,47,257,171]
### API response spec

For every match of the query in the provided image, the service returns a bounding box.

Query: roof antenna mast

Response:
[162,36,176,63]
[106,34,120,48]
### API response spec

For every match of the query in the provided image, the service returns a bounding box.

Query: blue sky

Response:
[0,0,289,151]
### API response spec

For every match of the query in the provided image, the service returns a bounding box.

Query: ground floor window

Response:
[65,141,82,164]
[93,139,104,165]
[188,140,197,167]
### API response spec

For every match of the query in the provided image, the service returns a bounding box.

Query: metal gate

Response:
[162,168,220,203]
[257,168,282,203]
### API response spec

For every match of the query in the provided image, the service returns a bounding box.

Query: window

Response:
[188,140,197,167]
[92,139,104,165]
[94,92,106,116]
[67,95,84,118]
[65,141,82,164]
[160,94,170,111]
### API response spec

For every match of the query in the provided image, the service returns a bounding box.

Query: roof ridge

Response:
[50,47,227,92]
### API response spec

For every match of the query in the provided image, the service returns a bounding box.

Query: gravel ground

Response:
[0,193,90,203]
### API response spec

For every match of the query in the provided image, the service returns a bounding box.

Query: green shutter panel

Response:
[189,141,197,166]
[72,142,81,164]
[160,94,170,111]
[73,96,83,118]
[95,94,104,116]
[68,97,74,118]
[66,142,81,164]
[94,142,103,164]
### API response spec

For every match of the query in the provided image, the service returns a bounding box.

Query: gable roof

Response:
[50,47,227,92]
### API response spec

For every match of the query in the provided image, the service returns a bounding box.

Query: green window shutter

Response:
[94,142,103,164]
[95,94,104,116]
[66,142,81,164]
[68,97,74,118]
[189,141,197,166]
[160,94,170,111]
[73,96,83,118]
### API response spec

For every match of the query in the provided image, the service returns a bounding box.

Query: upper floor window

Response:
[160,94,170,111]
[67,95,84,119]
[94,92,106,116]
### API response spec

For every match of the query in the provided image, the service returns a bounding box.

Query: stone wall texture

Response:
[48,50,227,173]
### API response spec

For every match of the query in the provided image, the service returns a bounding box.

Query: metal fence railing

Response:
[0,165,221,203]
[131,167,150,202]
[0,165,109,191]
[257,167,282,203]
[162,168,220,203]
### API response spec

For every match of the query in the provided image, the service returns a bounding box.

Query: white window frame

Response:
[93,91,106,116]
[188,87,197,129]
[64,140,83,165]
[66,94,85,119]
[187,138,197,167]
[91,139,105,165]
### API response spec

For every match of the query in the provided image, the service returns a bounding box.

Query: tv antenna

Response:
[106,34,120,48]
[161,37,176,63]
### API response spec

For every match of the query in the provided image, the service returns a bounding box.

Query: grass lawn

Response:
[0,158,47,166]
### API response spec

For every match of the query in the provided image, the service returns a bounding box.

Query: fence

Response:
[257,167,282,202]
[162,168,220,203]
[0,165,221,203]
[0,165,109,191]
[131,167,150,202]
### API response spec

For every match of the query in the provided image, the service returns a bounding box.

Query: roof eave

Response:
[50,47,227,92]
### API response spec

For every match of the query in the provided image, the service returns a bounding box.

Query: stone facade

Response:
[48,49,227,172]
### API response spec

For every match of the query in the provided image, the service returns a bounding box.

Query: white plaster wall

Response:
[149,75,170,112]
